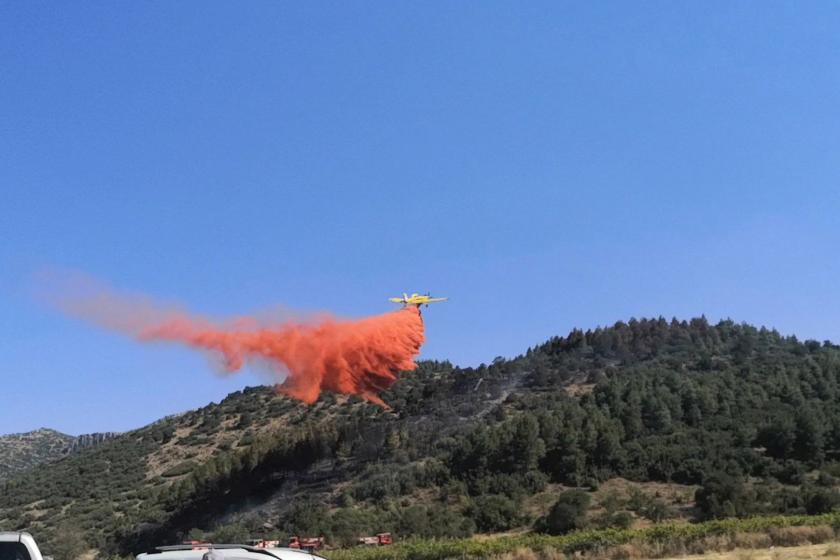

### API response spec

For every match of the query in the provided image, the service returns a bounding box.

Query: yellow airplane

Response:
[389,292,448,308]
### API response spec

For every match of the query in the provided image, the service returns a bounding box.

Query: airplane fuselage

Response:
[388,292,448,307]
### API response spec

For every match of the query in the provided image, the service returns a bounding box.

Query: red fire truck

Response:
[288,536,325,551]
[357,533,393,546]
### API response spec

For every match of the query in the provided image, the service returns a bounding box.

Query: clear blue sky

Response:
[3,2,840,436]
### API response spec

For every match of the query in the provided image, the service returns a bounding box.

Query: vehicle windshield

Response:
[0,543,31,560]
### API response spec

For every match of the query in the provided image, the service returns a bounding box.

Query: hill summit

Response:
[0,428,117,481]
[0,428,76,480]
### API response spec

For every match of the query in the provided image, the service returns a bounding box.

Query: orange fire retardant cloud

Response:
[48,276,426,406]
[139,306,425,406]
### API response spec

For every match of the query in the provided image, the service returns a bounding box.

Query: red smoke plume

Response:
[139,307,425,406]
[48,277,425,406]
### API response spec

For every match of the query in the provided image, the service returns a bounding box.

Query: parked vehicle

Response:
[137,544,323,560]
[0,532,44,560]
[287,537,324,552]
[357,533,392,546]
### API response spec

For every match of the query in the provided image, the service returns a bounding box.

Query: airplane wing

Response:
[425,297,448,303]
[389,298,406,303]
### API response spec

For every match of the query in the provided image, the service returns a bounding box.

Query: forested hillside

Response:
[3,317,840,559]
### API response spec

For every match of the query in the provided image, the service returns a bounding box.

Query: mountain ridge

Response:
[0,428,118,481]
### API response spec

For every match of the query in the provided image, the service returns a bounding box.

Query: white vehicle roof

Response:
[137,545,322,560]
[0,532,44,560]
[0,534,32,543]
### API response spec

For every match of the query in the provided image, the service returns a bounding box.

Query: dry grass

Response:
[562,526,839,560]
[686,535,737,555]
[486,537,840,560]
[732,533,773,550]
[496,547,538,560]
[606,544,643,560]
[769,526,835,547]
[564,383,596,397]
[652,539,840,560]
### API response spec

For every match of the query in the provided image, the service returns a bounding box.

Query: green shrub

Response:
[469,494,519,532]
[804,487,840,514]
[604,511,634,530]
[536,490,590,535]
